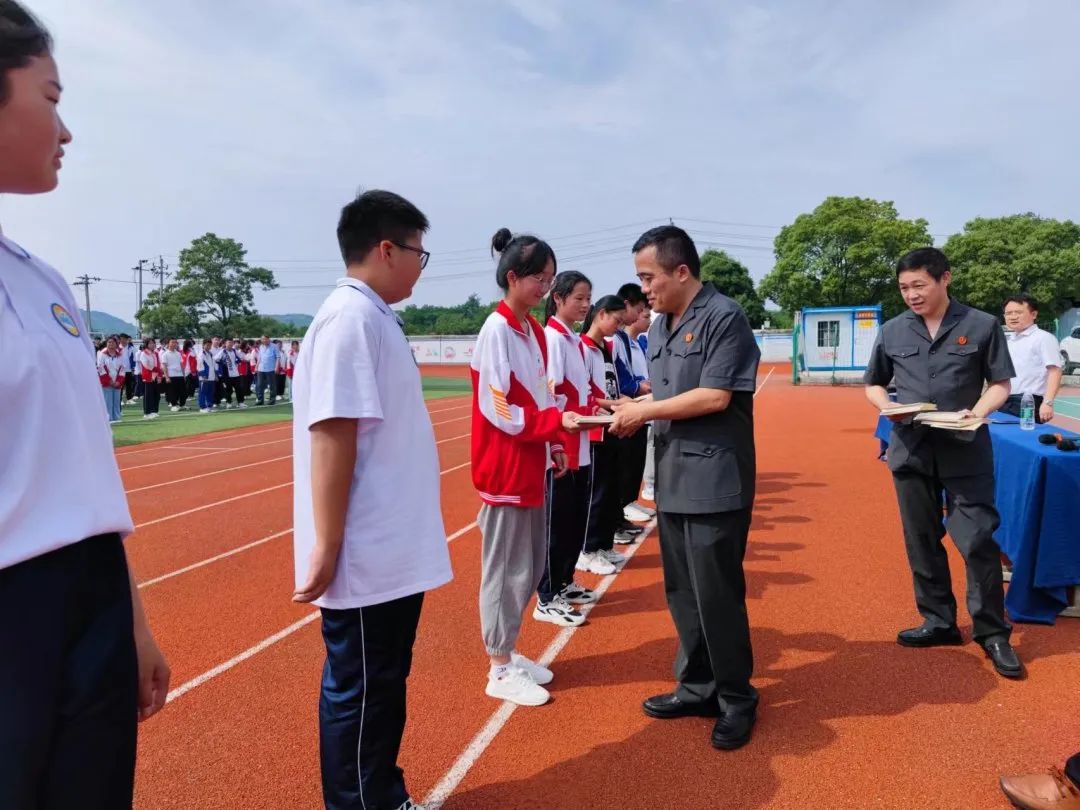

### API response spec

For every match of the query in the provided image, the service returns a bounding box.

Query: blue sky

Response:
[2,0,1078,323]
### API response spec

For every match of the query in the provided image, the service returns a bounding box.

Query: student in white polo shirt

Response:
[0,6,169,807]
[1002,295,1064,424]
[291,190,452,810]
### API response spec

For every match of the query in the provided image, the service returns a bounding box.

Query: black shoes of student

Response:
[642,692,719,719]
[896,624,964,648]
[711,711,756,751]
[981,638,1024,679]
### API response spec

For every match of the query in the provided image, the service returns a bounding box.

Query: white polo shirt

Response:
[1006,324,1062,396]
[291,277,453,609]
[162,348,184,377]
[0,232,134,570]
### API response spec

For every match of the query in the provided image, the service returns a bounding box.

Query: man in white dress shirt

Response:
[1002,295,1063,424]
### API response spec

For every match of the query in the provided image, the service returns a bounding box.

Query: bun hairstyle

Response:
[0,0,52,107]
[491,227,557,292]
[582,294,627,333]
[544,270,592,322]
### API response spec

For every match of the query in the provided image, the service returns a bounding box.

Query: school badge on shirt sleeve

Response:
[51,303,80,337]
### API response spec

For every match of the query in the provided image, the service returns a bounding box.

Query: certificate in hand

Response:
[575,414,616,426]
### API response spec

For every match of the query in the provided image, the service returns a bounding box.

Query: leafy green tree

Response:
[700,249,766,327]
[762,309,794,330]
[207,313,303,338]
[136,288,201,337]
[943,214,1080,325]
[137,233,276,333]
[759,196,932,318]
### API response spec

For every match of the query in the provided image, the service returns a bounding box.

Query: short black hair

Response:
[0,0,51,107]
[1004,294,1039,312]
[491,227,557,292]
[631,225,701,278]
[337,189,429,266]
[582,294,626,333]
[544,270,591,322]
[617,282,647,307]
[896,247,950,280]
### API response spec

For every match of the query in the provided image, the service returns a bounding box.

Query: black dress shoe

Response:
[711,711,756,750]
[981,638,1023,679]
[896,624,963,648]
[642,692,719,719]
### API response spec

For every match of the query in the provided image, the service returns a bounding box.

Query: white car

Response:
[1061,326,1080,374]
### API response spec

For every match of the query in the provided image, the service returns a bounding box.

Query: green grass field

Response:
[111,376,472,447]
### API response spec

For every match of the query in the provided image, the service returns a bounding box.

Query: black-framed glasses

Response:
[392,242,430,269]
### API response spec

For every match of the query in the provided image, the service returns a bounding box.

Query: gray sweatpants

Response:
[478,503,548,657]
[642,424,656,490]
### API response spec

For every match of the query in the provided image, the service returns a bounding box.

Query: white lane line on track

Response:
[163,517,482,704]
[424,519,657,810]
[755,367,774,395]
[126,455,294,495]
[133,483,292,530]
[114,423,292,456]
[139,530,294,589]
[136,463,474,587]
[437,432,470,446]
[165,612,321,704]
[117,397,465,457]
[426,401,471,415]
[118,438,292,472]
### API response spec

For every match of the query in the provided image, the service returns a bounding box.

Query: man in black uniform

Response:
[865,247,1022,678]
[611,226,760,750]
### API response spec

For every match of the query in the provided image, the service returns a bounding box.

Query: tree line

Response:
[138,198,1080,337]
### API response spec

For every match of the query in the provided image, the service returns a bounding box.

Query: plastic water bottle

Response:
[1020,392,1036,431]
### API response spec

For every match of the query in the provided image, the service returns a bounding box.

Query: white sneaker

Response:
[640,485,655,502]
[150,412,160,419]
[576,551,616,575]
[170,405,179,412]
[511,652,554,685]
[109,419,121,425]
[599,548,627,566]
[485,666,550,706]
[533,597,585,627]
[623,503,652,522]
[200,408,211,414]
[559,582,597,604]
[613,529,637,545]
[238,403,248,409]
[142,414,153,420]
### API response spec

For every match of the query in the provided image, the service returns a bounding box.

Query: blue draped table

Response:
[874,413,1080,624]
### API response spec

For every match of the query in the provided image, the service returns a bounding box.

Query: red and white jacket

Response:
[545,316,595,470]
[580,334,614,443]
[470,302,565,508]
[97,350,126,388]
[139,349,162,383]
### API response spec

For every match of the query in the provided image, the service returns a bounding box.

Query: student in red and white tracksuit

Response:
[470,228,581,708]
[285,340,299,400]
[533,271,600,629]
[138,339,162,418]
[579,296,633,575]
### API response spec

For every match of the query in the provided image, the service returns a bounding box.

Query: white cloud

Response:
[2,0,1077,324]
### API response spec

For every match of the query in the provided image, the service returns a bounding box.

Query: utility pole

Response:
[133,259,148,336]
[150,255,169,294]
[72,274,101,333]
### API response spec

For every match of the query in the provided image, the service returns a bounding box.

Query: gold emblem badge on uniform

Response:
[50,303,80,337]
[956,335,968,345]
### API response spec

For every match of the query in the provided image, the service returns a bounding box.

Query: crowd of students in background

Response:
[94,332,300,423]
